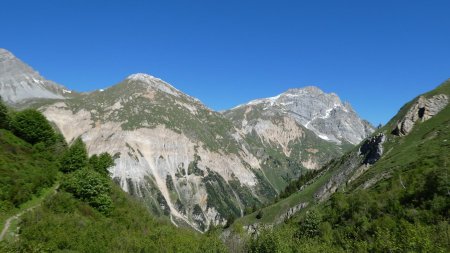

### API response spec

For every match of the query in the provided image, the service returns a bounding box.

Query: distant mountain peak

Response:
[125,72,183,97]
[127,73,160,82]
[226,86,374,145]
[0,48,68,104]
[286,86,324,95]
[0,48,15,61]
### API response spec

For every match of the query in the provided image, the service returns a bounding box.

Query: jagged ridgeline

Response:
[0,48,374,232]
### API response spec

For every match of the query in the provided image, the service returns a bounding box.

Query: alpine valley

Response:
[0,48,448,252]
[0,48,374,231]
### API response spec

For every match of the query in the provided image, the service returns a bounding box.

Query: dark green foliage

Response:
[0,107,227,252]
[247,228,292,253]
[203,169,241,218]
[11,109,55,145]
[60,137,88,173]
[2,185,227,253]
[297,210,321,238]
[280,166,326,199]
[89,152,114,176]
[62,168,113,215]
[0,129,58,209]
[0,96,11,129]
[166,175,175,191]
[187,154,204,176]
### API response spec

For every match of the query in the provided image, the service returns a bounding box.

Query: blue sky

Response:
[2,0,450,125]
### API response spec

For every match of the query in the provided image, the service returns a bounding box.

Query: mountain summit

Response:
[0,48,70,105]
[225,86,374,145]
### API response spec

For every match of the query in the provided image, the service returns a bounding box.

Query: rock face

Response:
[280,202,308,221]
[359,133,386,165]
[314,133,386,202]
[225,87,374,145]
[42,74,270,231]
[0,49,70,105]
[393,94,448,136]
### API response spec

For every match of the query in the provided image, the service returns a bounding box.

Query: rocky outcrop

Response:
[314,152,362,202]
[393,94,448,136]
[359,133,386,165]
[279,202,308,221]
[314,133,386,202]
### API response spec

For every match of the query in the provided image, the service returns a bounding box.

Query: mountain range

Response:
[0,48,449,252]
[0,48,374,231]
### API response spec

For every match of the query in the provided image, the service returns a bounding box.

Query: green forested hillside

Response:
[0,98,226,252]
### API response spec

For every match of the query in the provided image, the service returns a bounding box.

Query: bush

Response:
[60,138,88,173]
[0,96,11,129]
[62,168,113,215]
[89,152,114,176]
[11,109,55,145]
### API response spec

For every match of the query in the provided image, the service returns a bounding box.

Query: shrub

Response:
[0,96,11,129]
[11,109,55,145]
[60,138,88,173]
[89,152,114,176]
[62,168,113,215]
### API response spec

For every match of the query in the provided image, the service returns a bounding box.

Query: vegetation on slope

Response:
[239,81,450,252]
[0,97,226,252]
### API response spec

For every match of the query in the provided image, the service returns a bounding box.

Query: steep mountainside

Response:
[40,74,370,231]
[0,104,225,252]
[0,49,71,105]
[0,49,373,232]
[236,80,449,246]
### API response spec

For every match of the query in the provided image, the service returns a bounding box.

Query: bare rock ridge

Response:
[0,48,70,104]
[393,94,448,136]
[226,86,374,145]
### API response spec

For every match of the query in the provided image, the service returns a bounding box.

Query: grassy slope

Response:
[0,129,58,227]
[240,80,449,252]
[0,119,226,252]
[237,80,450,227]
[1,185,226,252]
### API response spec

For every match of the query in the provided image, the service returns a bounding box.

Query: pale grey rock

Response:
[393,94,448,136]
[0,48,68,104]
[228,86,374,145]
[279,202,308,221]
[315,133,386,202]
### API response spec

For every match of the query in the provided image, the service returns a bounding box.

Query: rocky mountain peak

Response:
[0,48,15,62]
[0,48,68,104]
[286,86,325,95]
[226,86,374,145]
[126,73,182,97]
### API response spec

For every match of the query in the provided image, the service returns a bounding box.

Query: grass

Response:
[237,168,334,225]
[0,183,59,241]
[236,80,450,228]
